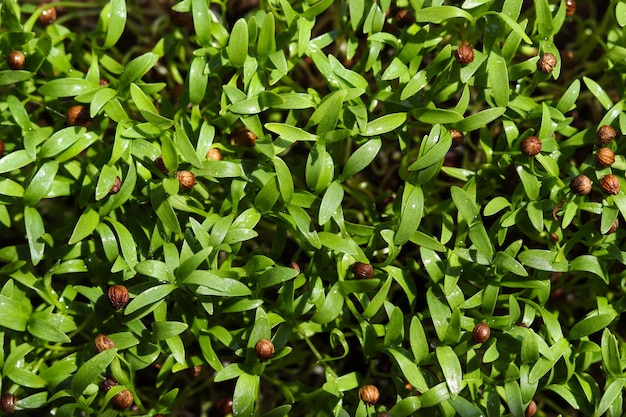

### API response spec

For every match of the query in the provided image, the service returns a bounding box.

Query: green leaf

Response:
[409,317,429,365]
[102,0,127,48]
[413,6,473,22]
[618,3,626,27]
[340,138,382,180]
[570,255,607,284]
[38,78,98,97]
[273,157,294,203]
[493,251,528,276]
[312,282,344,323]
[319,181,344,225]
[305,142,334,194]
[394,184,424,245]
[318,232,367,262]
[450,108,506,131]
[388,396,422,416]
[189,56,207,105]
[596,379,625,417]
[183,271,252,296]
[362,113,406,136]
[569,314,616,340]
[125,284,177,315]
[68,208,99,245]
[408,131,452,172]
[488,51,509,107]
[0,295,30,331]
[533,0,553,37]
[583,76,613,110]
[27,317,71,343]
[150,183,182,234]
[151,321,188,342]
[71,349,117,397]
[518,250,569,272]
[557,79,580,113]
[0,150,34,174]
[228,18,248,68]
[601,329,622,378]
[119,52,159,89]
[192,0,212,47]
[259,266,299,288]
[257,12,276,57]
[233,373,259,417]
[484,196,510,216]
[0,70,33,86]
[130,83,172,126]
[23,161,58,206]
[451,186,479,223]
[24,207,46,266]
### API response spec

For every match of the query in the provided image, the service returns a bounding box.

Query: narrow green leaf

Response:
[23,161,58,206]
[151,321,188,342]
[273,157,293,203]
[189,56,207,105]
[362,113,406,137]
[68,208,100,245]
[319,181,344,225]
[119,52,159,89]
[71,349,117,397]
[192,0,212,47]
[102,0,127,48]
[450,108,506,131]
[125,284,177,315]
[27,317,71,343]
[233,373,259,417]
[340,138,382,180]
[414,6,473,22]
[569,314,616,340]
[394,184,424,245]
[596,379,625,417]
[24,207,45,266]
[228,19,248,68]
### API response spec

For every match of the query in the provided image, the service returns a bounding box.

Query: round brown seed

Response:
[597,125,617,146]
[109,176,122,195]
[595,147,615,168]
[0,392,17,414]
[395,9,415,26]
[520,136,542,156]
[107,284,129,310]
[255,338,274,361]
[102,376,118,392]
[537,52,557,74]
[570,174,592,196]
[455,44,474,65]
[112,389,133,409]
[155,156,168,174]
[525,400,537,417]
[352,262,374,279]
[600,174,620,195]
[94,333,115,352]
[206,148,222,161]
[38,4,57,25]
[176,170,196,189]
[565,0,576,16]
[7,51,25,70]
[359,384,380,406]
[472,323,491,343]
[66,105,91,127]
[232,127,257,147]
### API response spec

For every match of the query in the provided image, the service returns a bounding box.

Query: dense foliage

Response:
[1,0,626,416]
